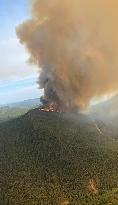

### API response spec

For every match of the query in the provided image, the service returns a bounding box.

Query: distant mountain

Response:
[0,109,117,204]
[5,98,40,108]
[0,98,40,122]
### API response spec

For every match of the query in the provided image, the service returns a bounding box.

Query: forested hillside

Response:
[0,109,118,204]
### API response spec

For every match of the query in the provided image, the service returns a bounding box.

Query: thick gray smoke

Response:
[16,0,118,110]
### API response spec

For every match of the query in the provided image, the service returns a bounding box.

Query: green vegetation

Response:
[0,98,40,122]
[0,109,117,204]
[0,106,28,122]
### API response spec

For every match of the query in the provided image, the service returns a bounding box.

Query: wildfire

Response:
[39,104,61,113]
[39,107,56,112]
[39,104,75,113]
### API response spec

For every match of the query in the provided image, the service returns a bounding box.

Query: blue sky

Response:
[0,0,42,105]
[0,0,28,40]
[0,76,43,105]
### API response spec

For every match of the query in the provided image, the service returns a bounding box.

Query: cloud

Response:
[0,38,18,45]
[0,37,38,82]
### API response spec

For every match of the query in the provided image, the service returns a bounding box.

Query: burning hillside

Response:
[16,0,118,112]
[39,96,77,112]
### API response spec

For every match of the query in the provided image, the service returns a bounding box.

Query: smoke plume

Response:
[16,0,118,110]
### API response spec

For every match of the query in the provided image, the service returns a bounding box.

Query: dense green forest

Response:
[0,109,118,204]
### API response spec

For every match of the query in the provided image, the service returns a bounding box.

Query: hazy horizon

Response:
[0,0,42,105]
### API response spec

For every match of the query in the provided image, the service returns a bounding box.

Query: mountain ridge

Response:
[0,108,117,204]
